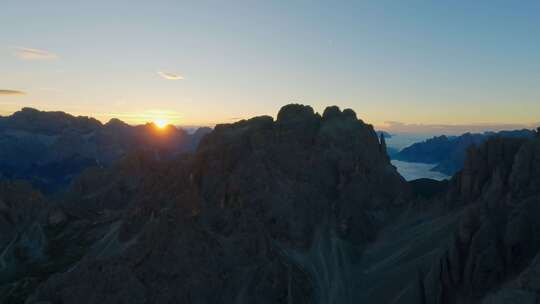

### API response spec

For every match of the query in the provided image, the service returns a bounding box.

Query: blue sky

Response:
[1,0,539,131]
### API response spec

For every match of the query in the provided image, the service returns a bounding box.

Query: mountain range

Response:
[0,108,210,192]
[1,104,540,303]
[393,129,536,175]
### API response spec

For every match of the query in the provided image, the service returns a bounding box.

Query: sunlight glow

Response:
[154,119,168,129]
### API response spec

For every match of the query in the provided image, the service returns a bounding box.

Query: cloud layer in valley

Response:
[12,47,58,60]
[157,71,184,80]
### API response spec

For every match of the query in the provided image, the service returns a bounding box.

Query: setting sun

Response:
[153,119,168,128]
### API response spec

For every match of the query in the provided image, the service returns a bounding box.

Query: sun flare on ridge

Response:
[153,118,168,129]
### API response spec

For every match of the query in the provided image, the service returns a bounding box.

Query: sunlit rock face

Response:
[25,104,409,304]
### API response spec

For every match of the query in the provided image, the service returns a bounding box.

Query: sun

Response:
[153,118,168,129]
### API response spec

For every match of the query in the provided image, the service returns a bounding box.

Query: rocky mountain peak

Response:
[275,103,316,122]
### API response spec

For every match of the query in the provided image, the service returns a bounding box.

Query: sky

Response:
[1,0,539,132]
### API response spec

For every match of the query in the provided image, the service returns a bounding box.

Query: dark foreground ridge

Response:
[1,104,540,303]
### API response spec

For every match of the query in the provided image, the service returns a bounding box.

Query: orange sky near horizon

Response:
[1,102,538,135]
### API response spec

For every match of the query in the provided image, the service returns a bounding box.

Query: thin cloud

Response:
[0,89,25,96]
[12,47,58,60]
[157,71,184,80]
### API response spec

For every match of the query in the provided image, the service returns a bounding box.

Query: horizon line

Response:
[1,106,538,135]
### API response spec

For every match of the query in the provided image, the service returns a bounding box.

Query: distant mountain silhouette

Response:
[185,126,212,151]
[1,105,540,303]
[393,129,535,175]
[0,108,208,192]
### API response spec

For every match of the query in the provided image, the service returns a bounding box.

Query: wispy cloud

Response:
[12,47,58,60]
[0,89,25,96]
[157,71,184,80]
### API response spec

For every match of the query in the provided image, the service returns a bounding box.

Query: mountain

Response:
[348,132,540,303]
[393,129,536,175]
[0,108,208,192]
[1,104,540,303]
[185,126,213,151]
[408,133,540,303]
[2,104,408,303]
